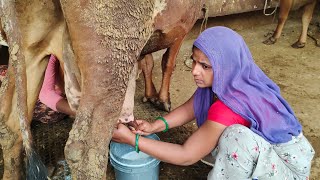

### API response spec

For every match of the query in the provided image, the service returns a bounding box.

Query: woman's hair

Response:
[193,27,301,144]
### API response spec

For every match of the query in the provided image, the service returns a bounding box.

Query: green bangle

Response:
[156,116,169,132]
[135,134,140,153]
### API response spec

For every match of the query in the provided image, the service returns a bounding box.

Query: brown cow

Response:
[263,0,318,48]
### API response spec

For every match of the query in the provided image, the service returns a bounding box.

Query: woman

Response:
[112,26,314,179]
[39,54,75,117]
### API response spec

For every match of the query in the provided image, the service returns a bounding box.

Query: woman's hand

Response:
[132,120,155,136]
[112,123,135,145]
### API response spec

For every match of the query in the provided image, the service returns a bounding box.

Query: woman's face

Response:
[191,47,213,88]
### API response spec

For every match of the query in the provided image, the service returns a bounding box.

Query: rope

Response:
[200,4,209,34]
[263,0,278,16]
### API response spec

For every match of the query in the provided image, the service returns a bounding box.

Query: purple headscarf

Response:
[193,26,301,144]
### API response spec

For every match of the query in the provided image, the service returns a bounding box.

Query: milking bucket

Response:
[110,134,161,180]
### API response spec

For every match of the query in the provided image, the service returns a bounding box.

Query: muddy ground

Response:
[1,8,319,180]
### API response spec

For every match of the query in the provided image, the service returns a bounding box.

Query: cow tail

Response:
[18,116,48,180]
[0,2,48,178]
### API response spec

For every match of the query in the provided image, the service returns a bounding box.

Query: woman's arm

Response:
[114,120,227,166]
[148,94,196,133]
[39,55,64,111]
[39,55,75,116]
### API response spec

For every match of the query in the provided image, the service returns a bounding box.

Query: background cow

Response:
[263,0,318,48]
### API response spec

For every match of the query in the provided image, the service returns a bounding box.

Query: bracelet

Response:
[156,116,169,132]
[135,134,140,153]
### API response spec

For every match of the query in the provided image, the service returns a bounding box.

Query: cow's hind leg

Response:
[0,39,49,180]
[291,0,317,48]
[0,66,22,179]
[1,136,23,179]
[157,35,186,112]
[140,54,158,104]
[263,0,293,45]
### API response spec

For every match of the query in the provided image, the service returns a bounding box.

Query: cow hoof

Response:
[291,41,305,48]
[154,100,171,112]
[142,97,148,103]
[263,37,277,45]
[163,102,171,112]
[142,96,157,103]
[142,96,171,112]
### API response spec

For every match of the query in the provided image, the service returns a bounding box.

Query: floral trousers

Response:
[208,124,315,180]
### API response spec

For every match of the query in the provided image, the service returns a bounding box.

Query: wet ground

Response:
[1,8,320,180]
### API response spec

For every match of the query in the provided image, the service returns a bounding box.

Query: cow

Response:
[263,0,318,48]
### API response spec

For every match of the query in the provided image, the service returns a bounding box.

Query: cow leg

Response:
[1,63,48,180]
[291,0,317,48]
[1,61,48,180]
[61,9,126,177]
[263,0,293,45]
[1,137,23,179]
[157,36,186,112]
[140,54,158,104]
[1,2,50,178]
[61,1,155,178]
[0,66,22,179]
[0,58,46,179]
[1,73,20,180]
